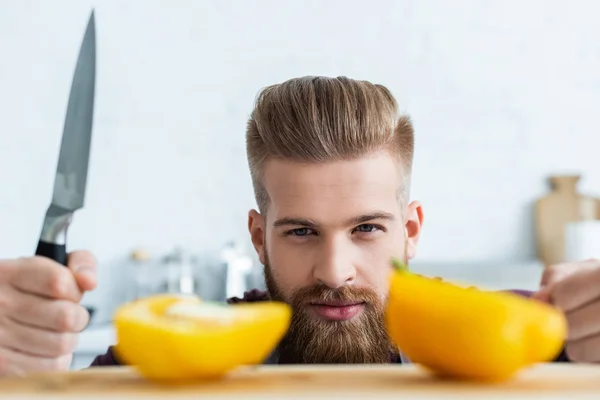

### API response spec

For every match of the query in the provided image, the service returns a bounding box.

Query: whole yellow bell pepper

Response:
[385,260,567,381]
[113,294,291,383]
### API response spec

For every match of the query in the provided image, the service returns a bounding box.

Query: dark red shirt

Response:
[88,288,570,367]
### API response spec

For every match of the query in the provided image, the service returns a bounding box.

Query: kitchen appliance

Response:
[220,241,255,300]
[129,248,154,300]
[160,247,198,295]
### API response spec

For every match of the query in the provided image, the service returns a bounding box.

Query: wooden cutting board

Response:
[0,363,599,399]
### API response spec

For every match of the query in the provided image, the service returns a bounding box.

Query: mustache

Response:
[290,284,381,308]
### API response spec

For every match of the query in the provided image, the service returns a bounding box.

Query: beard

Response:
[263,252,401,365]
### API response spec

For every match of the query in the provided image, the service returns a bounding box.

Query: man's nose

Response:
[312,236,357,288]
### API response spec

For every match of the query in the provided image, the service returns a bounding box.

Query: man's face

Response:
[248,152,423,364]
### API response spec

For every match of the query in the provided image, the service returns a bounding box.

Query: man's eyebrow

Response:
[273,218,318,228]
[347,212,395,225]
[272,212,395,229]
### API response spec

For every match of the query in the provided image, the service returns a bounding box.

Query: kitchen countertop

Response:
[5,363,600,399]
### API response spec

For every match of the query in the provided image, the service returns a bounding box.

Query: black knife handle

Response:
[36,240,67,266]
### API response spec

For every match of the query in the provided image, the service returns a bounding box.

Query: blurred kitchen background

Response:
[3,0,600,368]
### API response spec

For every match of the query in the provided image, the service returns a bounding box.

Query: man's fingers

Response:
[0,348,71,376]
[10,257,81,302]
[564,299,600,342]
[0,318,79,358]
[551,267,600,312]
[0,252,96,377]
[540,265,564,287]
[540,260,596,287]
[66,250,97,275]
[2,251,97,302]
[67,250,98,292]
[7,288,89,333]
[566,334,600,363]
[537,259,600,307]
[531,284,553,303]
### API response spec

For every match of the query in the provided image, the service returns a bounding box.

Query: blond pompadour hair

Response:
[246,76,414,214]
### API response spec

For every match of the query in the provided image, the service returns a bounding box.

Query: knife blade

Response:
[35,10,96,266]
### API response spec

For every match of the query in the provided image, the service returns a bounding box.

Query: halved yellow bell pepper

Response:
[385,260,567,381]
[113,294,291,383]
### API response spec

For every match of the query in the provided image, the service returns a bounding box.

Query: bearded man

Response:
[3,76,600,375]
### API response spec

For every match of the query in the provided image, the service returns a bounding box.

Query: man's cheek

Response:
[275,272,304,296]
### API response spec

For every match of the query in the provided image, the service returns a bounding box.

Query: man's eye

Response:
[354,224,380,233]
[286,228,314,236]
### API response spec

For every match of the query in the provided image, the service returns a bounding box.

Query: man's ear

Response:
[248,209,266,264]
[404,200,424,260]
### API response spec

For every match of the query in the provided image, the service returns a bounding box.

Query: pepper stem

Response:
[391,258,409,272]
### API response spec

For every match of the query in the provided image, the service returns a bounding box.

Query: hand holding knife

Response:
[0,10,98,377]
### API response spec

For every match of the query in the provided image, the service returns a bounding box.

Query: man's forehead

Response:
[262,155,402,217]
[263,155,401,193]
[269,181,397,202]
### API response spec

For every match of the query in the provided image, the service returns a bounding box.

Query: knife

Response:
[35,10,96,266]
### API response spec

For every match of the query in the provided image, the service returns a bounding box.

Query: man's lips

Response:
[309,301,365,321]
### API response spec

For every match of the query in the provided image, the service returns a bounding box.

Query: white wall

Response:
[2,0,600,320]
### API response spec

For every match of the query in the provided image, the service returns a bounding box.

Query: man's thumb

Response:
[67,250,98,292]
[531,283,553,304]
[73,265,98,292]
